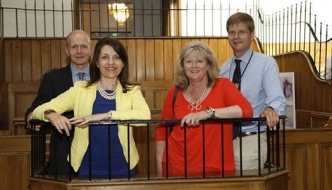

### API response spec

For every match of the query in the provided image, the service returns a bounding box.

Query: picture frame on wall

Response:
[279,72,296,129]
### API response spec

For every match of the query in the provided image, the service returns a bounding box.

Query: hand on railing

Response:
[44,112,72,136]
[69,112,110,126]
[26,112,41,131]
[259,107,279,128]
[181,110,210,127]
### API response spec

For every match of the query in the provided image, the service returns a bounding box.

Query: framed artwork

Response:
[279,72,296,129]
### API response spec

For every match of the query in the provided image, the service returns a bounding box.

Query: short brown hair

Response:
[226,12,255,33]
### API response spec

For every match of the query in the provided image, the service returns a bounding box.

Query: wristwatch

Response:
[44,109,56,120]
[206,106,216,118]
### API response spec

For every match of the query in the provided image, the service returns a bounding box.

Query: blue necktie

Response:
[77,72,85,80]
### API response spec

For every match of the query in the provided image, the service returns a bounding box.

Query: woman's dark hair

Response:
[87,37,135,92]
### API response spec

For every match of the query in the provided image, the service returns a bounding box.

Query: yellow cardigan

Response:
[32,81,151,172]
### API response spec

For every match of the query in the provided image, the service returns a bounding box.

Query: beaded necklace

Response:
[97,82,116,100]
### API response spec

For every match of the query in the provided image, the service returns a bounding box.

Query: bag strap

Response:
[169,85,180,133]
[172,85,180,116]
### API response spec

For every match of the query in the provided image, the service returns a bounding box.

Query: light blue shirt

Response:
[70,63,90,83]
[219,49,286,132]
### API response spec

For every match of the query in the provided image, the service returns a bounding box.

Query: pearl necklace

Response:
[185,86,207,112]
[97,82,116,100]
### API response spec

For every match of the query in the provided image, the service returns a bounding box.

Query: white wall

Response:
[179,0,332,40]
[1,0,331,38]
[1,0,73,37]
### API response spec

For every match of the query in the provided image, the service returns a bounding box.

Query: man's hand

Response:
[260,107,279,128]
[26,112,41,131]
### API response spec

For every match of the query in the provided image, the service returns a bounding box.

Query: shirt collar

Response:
[70,63,90,77]
[234,49,254,64]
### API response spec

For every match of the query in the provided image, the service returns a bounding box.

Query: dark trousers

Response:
[46,128,75,175]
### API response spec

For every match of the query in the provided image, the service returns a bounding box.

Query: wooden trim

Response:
[28,170,289,190]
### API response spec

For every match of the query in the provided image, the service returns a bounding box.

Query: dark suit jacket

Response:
[26,64,75,175]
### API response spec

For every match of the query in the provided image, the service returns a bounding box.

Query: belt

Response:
[239,131,265,137]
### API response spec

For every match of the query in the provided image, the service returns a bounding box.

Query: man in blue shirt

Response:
[220,12,286,170]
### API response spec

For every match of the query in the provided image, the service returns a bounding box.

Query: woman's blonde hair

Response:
[175,41,220,90]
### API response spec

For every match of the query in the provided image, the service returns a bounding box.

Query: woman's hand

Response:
[45,112,72,136]
[70,112,109,126]
[181,110,210,127]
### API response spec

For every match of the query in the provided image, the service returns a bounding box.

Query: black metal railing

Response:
[29,116,286,183]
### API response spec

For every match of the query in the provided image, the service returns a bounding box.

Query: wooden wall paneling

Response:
[180,38,191,50]
[4,40,12,82]
[154,39,164,80]
[199,38,210,47]
[27,171,289,190]
[283,129,332,190]
[50,39,62,69]
[219,38,232,67]
[11,40,22,82]
[0,153,30,190]
[0,82,8,130]
[172,39,182,75]
[7,83,40,134]
[136,39,146,81]
[0,136,31,190]
[60,39,69,68]
[0,38,5,83]
[291,55,306,111]
[295,110,311,128]
[321,144,332,190]
[284,145,306,190]
[141,88,153,109]
[295,55,310,111]
[21,40,32,82]
[163,39,175,80]
[154,89,171,109]
[139,81,174,109]
[31,40,42,82]
[145,40,155,81]
[133,125,158,177]
[41,40,52,74]
[208,38,219,61]
[306,143,320,190]
[215,39,223,67]
[125,39,138,82]
[320,78,332,111]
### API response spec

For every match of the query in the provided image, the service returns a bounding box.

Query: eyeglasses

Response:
[228,30,250,37]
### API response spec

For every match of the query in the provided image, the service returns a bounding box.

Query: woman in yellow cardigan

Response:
[32,37,151,177]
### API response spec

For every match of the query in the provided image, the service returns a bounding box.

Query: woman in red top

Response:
[155,41,253,177]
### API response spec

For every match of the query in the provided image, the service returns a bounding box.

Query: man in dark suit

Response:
[25,29,91,175]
